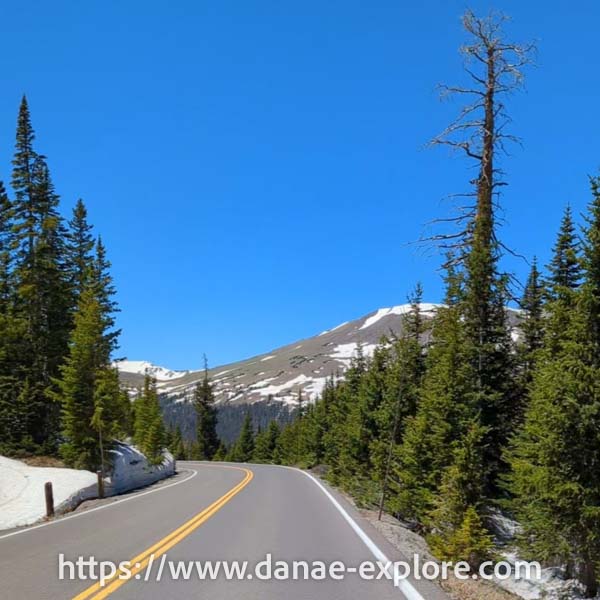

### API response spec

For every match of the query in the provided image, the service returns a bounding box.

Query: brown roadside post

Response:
[44,482,54,518]
[97,470,104,499]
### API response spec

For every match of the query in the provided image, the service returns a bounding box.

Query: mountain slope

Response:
[116,303,441,406]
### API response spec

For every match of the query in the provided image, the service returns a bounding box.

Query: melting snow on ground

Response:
[0,456,97,530]
[330,342,377,360]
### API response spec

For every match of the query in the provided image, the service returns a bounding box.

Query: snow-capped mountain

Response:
[114,360,190,382]
[117,303,442,406]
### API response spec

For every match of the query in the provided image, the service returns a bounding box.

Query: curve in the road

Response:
[73,464,253,600]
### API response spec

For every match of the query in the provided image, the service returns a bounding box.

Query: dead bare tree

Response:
[422,10,535,263]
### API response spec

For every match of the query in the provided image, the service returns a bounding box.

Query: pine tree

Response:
[507,193,600,596]
[169,426,186,460]
[374,288,427,515]
[427,421,495,567]
[582,177,600,361]
[516,258,545,411]
[547,205,582,301]
[10,99,71,450]
[232,412,254,462]
[194,360,219,460]
[0,181,13,311]
[506,295,600,596]
[58,288,110,469]
[66,198,95,306]
[520,258,544,364]
[389,298,476,522]
[90,237,120,358]
[133,374,166,464]
[213,441,228,462]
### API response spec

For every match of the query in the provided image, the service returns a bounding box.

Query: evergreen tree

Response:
[582,176,600,360]
[506,294,600,596]
[516,258,545,410]
[0,181,13,311]
[66,198,95,306]
[10,99,71,450]
[90,237,120,357]
[390,298,476,522]
[546,205,582,301]
[427,421,495,567]
[169,426,186,460]
[231,412,254,462]
[133,374,166,464]
[194,360,219,460]
[213,441,228,462]
[58,288,112,469]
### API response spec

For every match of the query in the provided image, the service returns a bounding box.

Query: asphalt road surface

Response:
[0,462,450,599]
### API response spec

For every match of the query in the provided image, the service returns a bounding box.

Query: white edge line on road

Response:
[280,465,425,600]
[0,468,198,541]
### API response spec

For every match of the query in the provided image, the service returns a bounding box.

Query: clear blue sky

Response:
[0,1,598,369]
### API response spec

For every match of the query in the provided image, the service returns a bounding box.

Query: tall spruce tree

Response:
[546,205,582,301]
[91,237,120,357]
[58,288,113,469]
[232,412,254,462]
[133,374,166,465]
[10,99,71,450]
[516,258,545,413]
[194,360,219,460]
[507,196,600,596]
[582,177,600,360]
[66,198,95,307]
[0,182,13,311]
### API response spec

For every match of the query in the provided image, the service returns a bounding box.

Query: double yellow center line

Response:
[72,465,253,600]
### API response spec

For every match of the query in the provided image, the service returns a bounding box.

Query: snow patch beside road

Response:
[0,457,96,530]
[0,443,175,531]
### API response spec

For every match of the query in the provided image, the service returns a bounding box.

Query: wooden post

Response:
[44,482,54,518]
[97,470,104,499]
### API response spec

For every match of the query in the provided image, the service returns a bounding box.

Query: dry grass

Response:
[20,456,65,468]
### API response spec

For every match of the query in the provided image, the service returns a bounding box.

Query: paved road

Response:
[0,462,449,599]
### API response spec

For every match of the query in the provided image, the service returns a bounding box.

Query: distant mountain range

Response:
[116,303,441,405]
[116,303,519,442]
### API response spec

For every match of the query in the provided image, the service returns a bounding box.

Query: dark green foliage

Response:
[133,375,166,465]
[168,426,186,460]
[546,205,582,301]
[506,185,600,597]
[519,259,544,370]
[90,237,120,358]
[57,288,123,470]
[66,198,95,306]
[427,421,495,567]
[253,420,280,463]
[230,412,255,462]
[194,362,219,460]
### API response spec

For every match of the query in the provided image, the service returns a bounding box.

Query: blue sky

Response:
[0,1,598,369]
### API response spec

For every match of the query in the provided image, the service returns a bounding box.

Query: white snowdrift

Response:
[0,456,96,530]
[0,443,175,531]
[107,442,175,495]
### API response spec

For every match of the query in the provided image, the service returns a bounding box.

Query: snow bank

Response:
[106,442,175,495]
[0,443,175,531]
[0,456,97,530]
